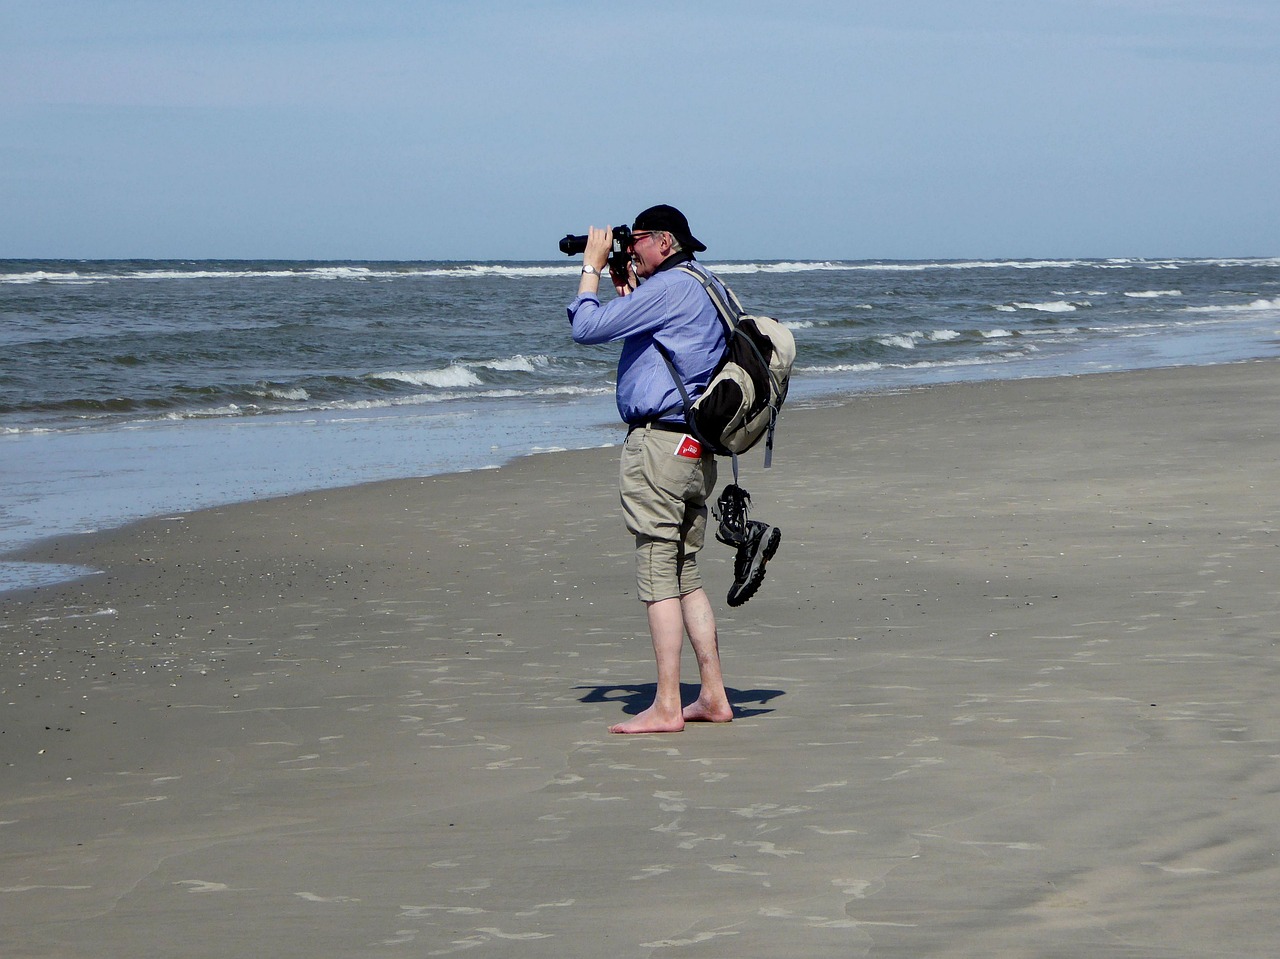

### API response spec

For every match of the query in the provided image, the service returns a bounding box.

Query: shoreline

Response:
[4,360,1280,957]
[0,392,626,593]
[4,356,1277,596]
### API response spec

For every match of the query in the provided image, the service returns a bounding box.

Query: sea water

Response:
[3,257,1278,591]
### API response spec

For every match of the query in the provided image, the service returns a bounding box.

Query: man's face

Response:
[628,230,670,279]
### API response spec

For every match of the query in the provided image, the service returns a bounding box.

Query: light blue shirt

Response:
[568,261,728,424]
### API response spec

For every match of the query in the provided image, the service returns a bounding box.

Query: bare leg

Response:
[679,588,733,723]
[609,597,686,734]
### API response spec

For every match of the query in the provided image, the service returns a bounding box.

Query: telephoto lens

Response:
[559,234,588,256]
[559,225,632,257]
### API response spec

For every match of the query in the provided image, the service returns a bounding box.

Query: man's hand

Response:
[577,226,612,296]
[613,259,638,296]
[583,226,612,275]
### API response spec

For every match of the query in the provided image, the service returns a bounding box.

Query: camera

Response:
[560,225,635,284]
[558,225,632,257]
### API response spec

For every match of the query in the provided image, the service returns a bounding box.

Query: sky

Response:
[2,0,1277,261]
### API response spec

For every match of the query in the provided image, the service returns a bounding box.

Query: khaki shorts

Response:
[619,426,718,602]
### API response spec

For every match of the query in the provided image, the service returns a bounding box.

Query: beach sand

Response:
[3,361,1279,958]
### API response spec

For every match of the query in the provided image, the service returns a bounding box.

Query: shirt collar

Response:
[653,251,695,274]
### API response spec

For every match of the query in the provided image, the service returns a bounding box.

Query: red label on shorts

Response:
[675,435,703,459]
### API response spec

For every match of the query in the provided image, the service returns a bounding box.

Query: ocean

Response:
[3,256,1278,592]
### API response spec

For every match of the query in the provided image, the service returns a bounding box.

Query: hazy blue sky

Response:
[3,1,1276,260]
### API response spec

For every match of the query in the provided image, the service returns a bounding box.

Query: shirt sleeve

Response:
[567,281,673,345]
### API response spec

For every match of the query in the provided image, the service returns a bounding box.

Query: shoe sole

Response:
[726,526,781,607]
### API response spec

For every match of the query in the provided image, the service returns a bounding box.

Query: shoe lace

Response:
[714,484,751,547]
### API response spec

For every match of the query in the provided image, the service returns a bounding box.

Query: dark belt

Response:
[628,418,687,435]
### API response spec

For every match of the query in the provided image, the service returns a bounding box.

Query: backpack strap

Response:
[655,266,770,480]
[677,265,743,332]
[652,340,703,438]
[651,265,737,447]
[652,350,742,483]
[678,266,782,469]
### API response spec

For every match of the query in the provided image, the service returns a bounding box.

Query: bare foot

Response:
[609,705,685,734]
[682,698,733,723]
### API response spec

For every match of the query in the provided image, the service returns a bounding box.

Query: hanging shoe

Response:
[715,483,751,548]
[726,520,781,607]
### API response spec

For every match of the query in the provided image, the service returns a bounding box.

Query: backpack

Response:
[657,264,795,469]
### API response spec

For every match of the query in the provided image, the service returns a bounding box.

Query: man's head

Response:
[629,204,705,279]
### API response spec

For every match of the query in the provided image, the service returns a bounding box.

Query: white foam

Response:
[712,261,849,274]
[425,264,579,279]
[0,264,579,284]
[130,268,313,280]
[1190,257,1280,268]
[872,329,962,349]
[374,366,483,388]
[110,382,617,427]
[478,354,550,373]
[1020,327,1080,337]
[805,352,1030,377]
[1183,298,1280,313]
[876,334,918,350]
[162,403,260,420]
[249,387,310,401]
[1005,301,1083,313]
[0,271,108,285]
[874,326,1010,343]
[8,257,1278,287]
[800,362,883,373]
[1124,290,1182,298]
[1099,259,1180,270]
[532,385,611,397]
[1086,321,1166,333]
[303,383,611,414]
[904,353,1023,370]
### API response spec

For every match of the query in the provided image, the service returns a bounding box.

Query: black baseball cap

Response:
[632,204,707,253]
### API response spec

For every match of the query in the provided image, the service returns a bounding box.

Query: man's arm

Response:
[569,275,672,345]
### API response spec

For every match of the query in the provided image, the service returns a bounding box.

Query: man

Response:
[567,204,735,734]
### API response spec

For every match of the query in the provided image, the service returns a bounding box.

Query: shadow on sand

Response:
[575,682,784,720]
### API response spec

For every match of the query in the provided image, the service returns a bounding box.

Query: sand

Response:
[3,361,1279,957]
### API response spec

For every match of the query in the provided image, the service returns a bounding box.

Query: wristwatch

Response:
[581,264,601,276]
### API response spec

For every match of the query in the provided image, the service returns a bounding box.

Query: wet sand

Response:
[3,361,1279,957]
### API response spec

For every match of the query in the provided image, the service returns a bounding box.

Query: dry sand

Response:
[3,362,1279,957]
